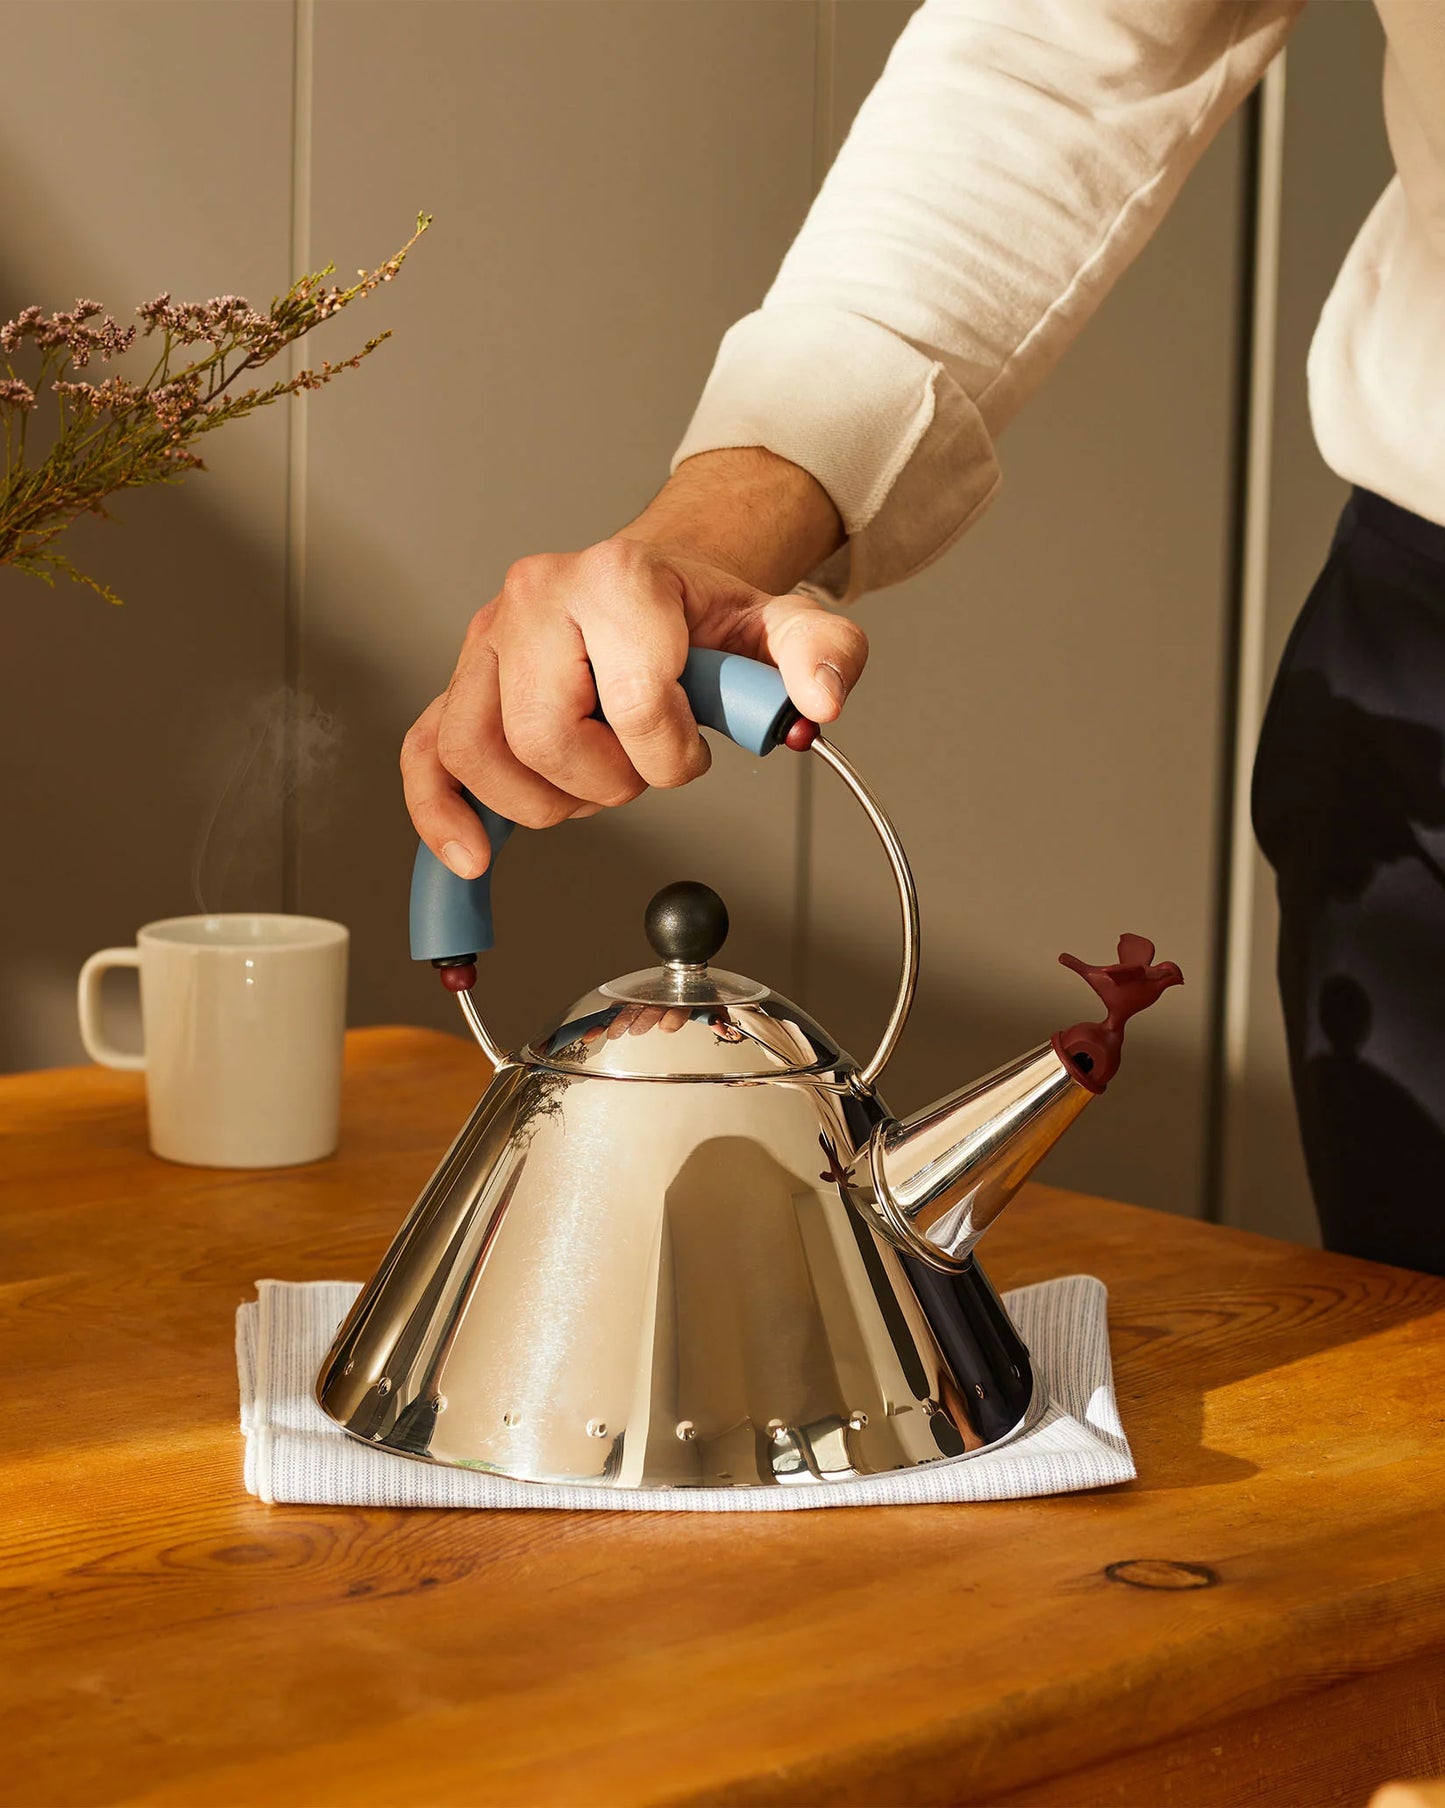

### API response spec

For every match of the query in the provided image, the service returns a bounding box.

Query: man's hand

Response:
[402,448,863,878]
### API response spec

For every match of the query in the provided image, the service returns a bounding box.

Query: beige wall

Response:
[0,2,1392,1240]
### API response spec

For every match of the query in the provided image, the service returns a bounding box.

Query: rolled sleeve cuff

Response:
[672,304,1001,604]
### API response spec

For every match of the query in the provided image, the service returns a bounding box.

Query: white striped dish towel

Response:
[237,1274,1132,1511]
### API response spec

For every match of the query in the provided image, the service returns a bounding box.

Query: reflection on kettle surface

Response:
[318,1056,1030,1487]
[650,1132,965,1485]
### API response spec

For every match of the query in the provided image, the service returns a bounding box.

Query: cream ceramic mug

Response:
[77,914,349,1168]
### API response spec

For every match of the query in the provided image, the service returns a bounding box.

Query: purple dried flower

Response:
[0,305,44,353]
[4,211,430,604]
[94,375,143,412]
[53,374,142,413]
[53,379,100,408]
[149,376,202,428]
[37,310,76,350]
[63,317,137,368]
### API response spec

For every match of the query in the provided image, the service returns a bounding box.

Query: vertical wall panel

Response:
[299,0,817,1052]
[0,1,294,1070]
[1220,3,1393,1241]
[806,2,1246,1218]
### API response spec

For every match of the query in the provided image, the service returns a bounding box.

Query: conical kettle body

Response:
[317,1013,1037,1489]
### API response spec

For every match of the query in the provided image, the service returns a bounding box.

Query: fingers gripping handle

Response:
[409,651,805,963]
[409,799,516,963]
[676,649,802,758]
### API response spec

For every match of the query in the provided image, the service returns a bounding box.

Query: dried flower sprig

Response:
[0,212,430,603]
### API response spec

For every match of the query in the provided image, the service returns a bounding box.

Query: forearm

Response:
[676,0,1301,603]
[618,447,844,596]
[770,0,1299,431]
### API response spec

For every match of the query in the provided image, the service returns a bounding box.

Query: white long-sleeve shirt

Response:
[674,0,1445,602]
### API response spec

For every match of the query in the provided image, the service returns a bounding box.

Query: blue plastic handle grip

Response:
[409,649,798,961]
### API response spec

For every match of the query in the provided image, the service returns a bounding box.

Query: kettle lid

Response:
[520,881,850,1080]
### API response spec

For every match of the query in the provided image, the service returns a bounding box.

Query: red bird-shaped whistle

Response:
[1052,934,1183,1093]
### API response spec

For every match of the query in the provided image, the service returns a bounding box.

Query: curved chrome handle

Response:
[810,736,920,1089]
[456,987,508,1071]
[453,726,921,1086]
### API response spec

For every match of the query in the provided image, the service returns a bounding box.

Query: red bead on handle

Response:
[437,961,477,993]
[785,716,819,752]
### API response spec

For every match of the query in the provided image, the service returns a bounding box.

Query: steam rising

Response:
[191,685,343,913]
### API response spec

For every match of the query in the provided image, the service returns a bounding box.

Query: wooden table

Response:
[5,1027,1444,1807]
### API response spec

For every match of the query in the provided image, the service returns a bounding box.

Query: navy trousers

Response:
[1253,488,1445,1275]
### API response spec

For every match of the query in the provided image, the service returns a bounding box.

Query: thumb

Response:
[750,592,869,725]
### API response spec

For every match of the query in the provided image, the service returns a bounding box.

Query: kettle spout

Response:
[848,935,1182,1268]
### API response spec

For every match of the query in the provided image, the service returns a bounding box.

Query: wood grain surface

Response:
[3,1026,1443,1807]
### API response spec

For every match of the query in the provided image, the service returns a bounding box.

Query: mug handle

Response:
[77,948,146,1071]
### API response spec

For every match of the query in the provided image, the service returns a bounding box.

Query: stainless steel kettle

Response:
[317,651,1180,1489]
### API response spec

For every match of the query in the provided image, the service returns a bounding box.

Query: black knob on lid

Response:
[645,881,729,966]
